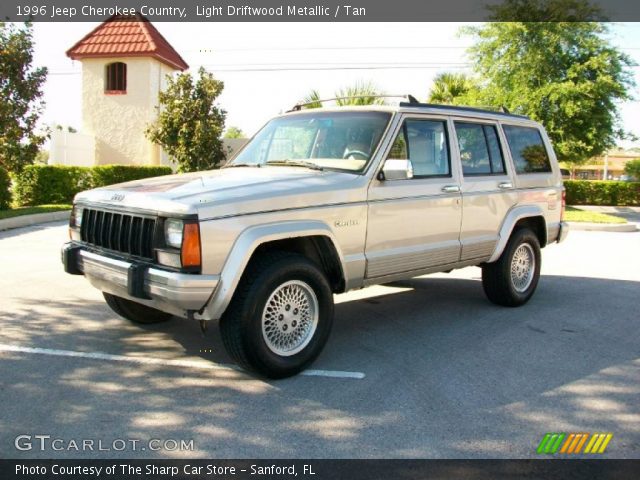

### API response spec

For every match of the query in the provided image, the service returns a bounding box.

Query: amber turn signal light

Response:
[181,223,201,268]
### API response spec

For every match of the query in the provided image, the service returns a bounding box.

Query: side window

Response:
[387,119,450,178]
[455,122,505,176]
[503,125,552,174]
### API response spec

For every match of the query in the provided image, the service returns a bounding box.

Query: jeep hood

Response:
[74,167,367,218]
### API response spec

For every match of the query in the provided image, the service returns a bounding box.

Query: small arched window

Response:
[105,62,127,94]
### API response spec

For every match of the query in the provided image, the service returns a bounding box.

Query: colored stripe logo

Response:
[537,433,613,454]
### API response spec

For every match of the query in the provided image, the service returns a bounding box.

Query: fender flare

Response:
[197,220,346,321]
[487,205,545,263]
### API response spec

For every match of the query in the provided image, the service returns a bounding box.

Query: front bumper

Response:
[557,221,570,243]
[62,243,219,317]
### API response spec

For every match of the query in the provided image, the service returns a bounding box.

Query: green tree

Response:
[428,72,474,104]
[224,126,245,139]
[0,22,48,174]
[624,159,640,180]
[146,67,226,173]
[54,124,77,133]
[0,166,11,209]
[463,1,634,164]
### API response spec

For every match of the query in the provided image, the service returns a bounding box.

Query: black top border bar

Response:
[2,0,640,22]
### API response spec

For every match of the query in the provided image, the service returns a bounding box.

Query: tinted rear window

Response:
[503,125,552,174]
[455,122,505,176]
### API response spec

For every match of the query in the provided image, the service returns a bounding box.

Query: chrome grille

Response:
[80,208,156,260]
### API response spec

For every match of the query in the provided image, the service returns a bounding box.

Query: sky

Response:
[32,22,640,147]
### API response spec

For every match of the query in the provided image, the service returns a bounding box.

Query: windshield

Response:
[230,111,392,172]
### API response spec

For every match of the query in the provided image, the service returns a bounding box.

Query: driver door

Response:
[365,115,462,280]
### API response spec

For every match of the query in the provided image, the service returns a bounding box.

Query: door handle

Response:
[441,185,461,193]
[498,182,513,190]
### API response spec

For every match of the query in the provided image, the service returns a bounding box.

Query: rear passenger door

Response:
[453,120,517,261]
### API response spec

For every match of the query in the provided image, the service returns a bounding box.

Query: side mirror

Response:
[378,159,414,181]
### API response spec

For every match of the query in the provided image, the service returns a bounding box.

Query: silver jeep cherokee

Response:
[62,99,568,378]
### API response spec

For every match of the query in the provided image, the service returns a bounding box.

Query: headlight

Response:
[71,206,84,228]
[164,219,184,248]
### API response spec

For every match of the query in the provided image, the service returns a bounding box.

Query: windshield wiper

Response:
[222,163,261,169]
[265,160,323,171]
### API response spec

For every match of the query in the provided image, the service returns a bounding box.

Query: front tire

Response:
[220,252,334,379]
[103,293,173,324]
[482,228,541,307]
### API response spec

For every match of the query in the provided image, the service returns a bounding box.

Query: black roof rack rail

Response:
[398,101,530,119]
[289,94,419,112]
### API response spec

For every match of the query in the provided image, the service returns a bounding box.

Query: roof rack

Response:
[289,94,420,112]
[398,101,530,119]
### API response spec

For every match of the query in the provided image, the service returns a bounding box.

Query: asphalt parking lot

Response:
[1,221,638,459]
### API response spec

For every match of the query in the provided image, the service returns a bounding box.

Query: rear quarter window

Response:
[502,125,552,174]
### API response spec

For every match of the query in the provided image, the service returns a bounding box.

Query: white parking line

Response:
[298,369,365,379]
[0,344,365,379]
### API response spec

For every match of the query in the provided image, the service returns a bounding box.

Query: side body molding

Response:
[197,220,346,321]
[487,205,545,263]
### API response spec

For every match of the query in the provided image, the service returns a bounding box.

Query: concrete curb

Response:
[0,210,70,232]
[567,221,638,232]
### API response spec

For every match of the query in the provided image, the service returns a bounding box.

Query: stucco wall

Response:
[81,57,176,166]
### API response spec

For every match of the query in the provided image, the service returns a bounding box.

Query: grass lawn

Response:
[564,206,627,224]
[0,204,71,221]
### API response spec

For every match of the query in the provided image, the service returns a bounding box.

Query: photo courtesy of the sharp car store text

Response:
[1,0,639,479]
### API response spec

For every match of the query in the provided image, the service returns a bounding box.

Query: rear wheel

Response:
[103,293,173,324]
[220,252,334,379]
[482,228,541,307]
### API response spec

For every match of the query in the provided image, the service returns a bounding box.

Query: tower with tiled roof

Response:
[66,14,188,166]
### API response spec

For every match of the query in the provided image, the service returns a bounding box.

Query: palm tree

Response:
[428,72,472,104]
[299,81,385,109]
[300,89,322,109]
[335,81,385,106]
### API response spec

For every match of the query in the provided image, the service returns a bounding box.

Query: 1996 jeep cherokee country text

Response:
[62,100,569,378]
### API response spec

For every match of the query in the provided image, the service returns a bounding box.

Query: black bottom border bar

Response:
[3,459,640,480]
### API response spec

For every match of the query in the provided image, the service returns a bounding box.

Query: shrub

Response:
[90,165,172,188]
[13,165,92,206]
[564,180,640,206]
[13,164,173,207]
[0,166,11,209]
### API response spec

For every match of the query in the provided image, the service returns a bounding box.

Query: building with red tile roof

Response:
[67,14,188,71]
[55,15,187,167]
